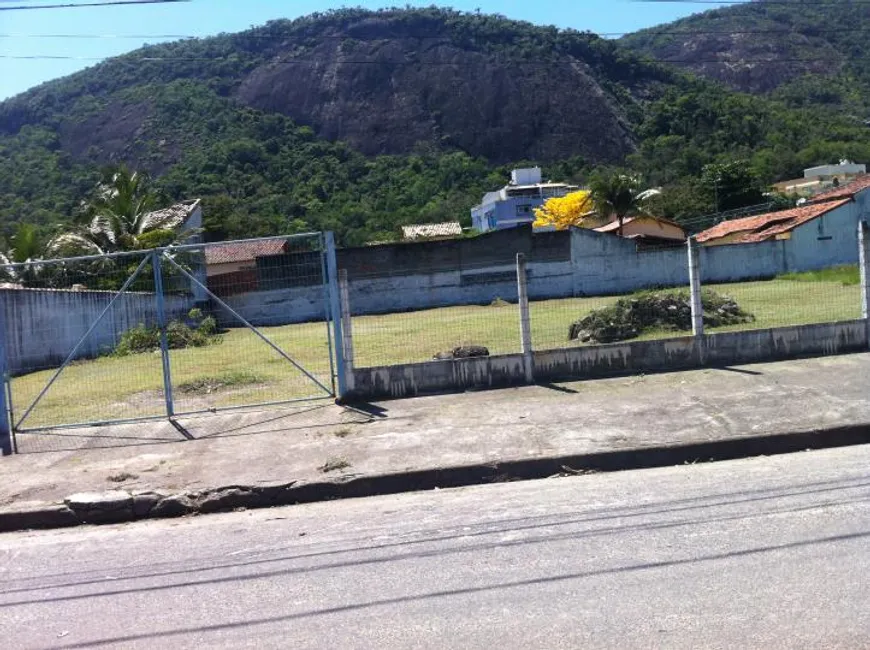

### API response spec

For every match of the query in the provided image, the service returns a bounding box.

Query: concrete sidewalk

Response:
[2,353,870,531]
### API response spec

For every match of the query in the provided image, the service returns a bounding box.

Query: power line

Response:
[0,0,188,11]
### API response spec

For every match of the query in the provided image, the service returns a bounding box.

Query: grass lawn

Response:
[12,272,861,429]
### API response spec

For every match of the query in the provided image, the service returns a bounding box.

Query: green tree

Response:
[0,223,46,284]
[47,166,189,255]
[589,171,655,237]
[701,160,767,213]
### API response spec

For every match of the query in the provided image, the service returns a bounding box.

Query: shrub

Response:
[198,315,217,336]
[568,289,754,344]
[114,323,160,356]
[113,310,221,356]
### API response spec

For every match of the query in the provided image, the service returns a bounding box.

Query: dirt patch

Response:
[319,458,351,473]
[177,372,264,396]
[107,472,139,483]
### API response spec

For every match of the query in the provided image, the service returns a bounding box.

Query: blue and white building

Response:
[471,168,579,232]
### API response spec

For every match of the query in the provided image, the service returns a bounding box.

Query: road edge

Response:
[2,422,869,533]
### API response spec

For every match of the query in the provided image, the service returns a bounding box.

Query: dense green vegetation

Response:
[622,0,870,107]
[3,6,870,246]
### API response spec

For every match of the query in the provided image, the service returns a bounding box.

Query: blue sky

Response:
[0,0,744,100]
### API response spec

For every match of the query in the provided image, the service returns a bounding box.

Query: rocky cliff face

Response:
[0,10,660,166]
[620,0,859,95]
[234,26,637,163]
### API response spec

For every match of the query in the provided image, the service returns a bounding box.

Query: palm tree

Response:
[589,171,659,237]
[47,166,187,256]
[0,224,45,285]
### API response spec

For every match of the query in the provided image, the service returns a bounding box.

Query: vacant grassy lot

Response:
[12,272,861,429]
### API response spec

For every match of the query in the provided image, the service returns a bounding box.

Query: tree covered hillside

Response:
[4,7,870,245]
[622,0,870,108]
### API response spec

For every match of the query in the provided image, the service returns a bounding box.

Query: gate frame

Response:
[0,231,343,449]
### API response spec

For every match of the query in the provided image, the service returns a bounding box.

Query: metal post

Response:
[318,235,337,396]
[0,294,12,456]
[859,221,870,348]
[339,269,355,394]
[325,232,347,400]
[687,237,704,337]
[516,253,534,384]
[152,251,175,418]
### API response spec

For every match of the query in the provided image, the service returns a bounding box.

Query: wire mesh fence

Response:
[704,266,862,333]
[160,236,335,415]
[528,242,694,351]
[349,261,522,368]
[3,251,169,431]
[344,242,865,369]
[1,233,336,434]
[2,227,867,441]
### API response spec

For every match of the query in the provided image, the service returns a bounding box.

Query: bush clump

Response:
[114,308,220,356]
[569,289,754,344]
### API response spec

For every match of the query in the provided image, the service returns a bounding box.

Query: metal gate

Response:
[0,232,342,446]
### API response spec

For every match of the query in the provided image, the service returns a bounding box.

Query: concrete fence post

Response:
[338,269,355,395]
[0,294,12,456]
[325,231,347,400]
[859,221,870,348]
[687,237,704,337]
[152,250,175,419]
[516,253,534,384]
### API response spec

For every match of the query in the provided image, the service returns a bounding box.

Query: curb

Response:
[2,422,870,533]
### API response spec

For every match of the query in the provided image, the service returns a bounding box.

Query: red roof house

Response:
[695,198,852,246]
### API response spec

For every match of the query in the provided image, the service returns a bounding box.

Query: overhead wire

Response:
[0,0,188,10]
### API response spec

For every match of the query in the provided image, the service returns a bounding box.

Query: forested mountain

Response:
[3,6,870,245]
[621,0,870,103]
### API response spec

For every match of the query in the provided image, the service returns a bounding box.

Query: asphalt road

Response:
[2,447,870,649]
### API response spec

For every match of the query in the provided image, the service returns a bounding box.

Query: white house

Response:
[470,168,579,232]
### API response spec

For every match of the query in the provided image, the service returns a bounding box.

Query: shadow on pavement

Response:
[13,402,374,454]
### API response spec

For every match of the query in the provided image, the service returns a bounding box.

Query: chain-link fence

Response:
[4,251,168,431]
[342,238,867,370]
[704,268,861,333]
[529,242,692,352]
[2,226,867,454]
[159,236,335,416]
[349,261,523,367]
[1,233,336,439]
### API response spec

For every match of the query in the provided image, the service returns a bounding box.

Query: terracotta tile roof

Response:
[806,174,870,203]
[594,215,685,234]
[594,217,634,233]
[695,198,851,244]
[401,222,463,240]
[204,239,288,265]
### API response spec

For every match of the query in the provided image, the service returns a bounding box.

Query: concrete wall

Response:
[337,227,570,277]
[215,258,581,327]
[220,211,866,327]
[2,288,191,375]
[787,201,862,270]
[348,320,869,401]
[569,229,689,295]
[700,239,787,282]
[217,285,326,327]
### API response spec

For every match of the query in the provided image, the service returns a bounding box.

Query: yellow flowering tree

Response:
[533,190,595,230]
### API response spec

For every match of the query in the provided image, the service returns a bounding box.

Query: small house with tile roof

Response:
[695,175,870,270]
[593,215,686,248]
[696,198,852,246]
